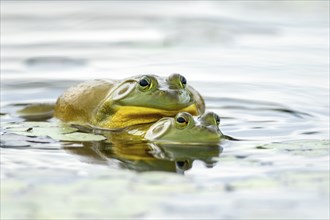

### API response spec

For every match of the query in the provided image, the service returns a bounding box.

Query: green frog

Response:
[108,111,223,144]
[54,74,205,129]
[145,111,222,144]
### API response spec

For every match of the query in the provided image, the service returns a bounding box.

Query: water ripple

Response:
[25,56,86,69]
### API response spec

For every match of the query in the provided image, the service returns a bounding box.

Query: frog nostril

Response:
[160,90,166,95]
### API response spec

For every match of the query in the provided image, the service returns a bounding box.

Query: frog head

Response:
[95,74,205,129]
[144,112,223,144]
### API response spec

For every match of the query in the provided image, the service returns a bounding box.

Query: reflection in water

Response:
[63,141,222,174]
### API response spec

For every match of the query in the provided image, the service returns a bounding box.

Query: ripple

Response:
[205,97,312,118]
[24,56,86,70]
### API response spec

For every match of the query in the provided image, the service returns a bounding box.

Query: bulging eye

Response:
[138,77,151,90]
[168,73,187,89]
[139,79,149,87]
[175,113,191,129]
[179,75,187,87]
[176,116,187,124]
[215,114,220,125]
[201,112,221,126]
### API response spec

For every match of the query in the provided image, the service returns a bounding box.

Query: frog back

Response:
[54,79,116,124]
[187,85,205,114]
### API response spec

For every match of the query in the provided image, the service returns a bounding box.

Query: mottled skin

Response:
[55,74,205,129]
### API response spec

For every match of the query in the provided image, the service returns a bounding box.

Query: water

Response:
[1,1,329,219]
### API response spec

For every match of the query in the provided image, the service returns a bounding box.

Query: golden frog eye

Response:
[138,76,152,91]
[176,116,187,123]
[201,112,221,126]
[175,113,190,129]
[179,75,187,88]
[139,79,149,87]
[168,73,187,89]
[215,114,221,125]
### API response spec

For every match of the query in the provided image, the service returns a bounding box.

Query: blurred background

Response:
[1,1,329,219]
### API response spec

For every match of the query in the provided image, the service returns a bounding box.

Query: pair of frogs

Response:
[55,74,223,144]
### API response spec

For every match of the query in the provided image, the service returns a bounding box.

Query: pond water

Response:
[1,1,329,219]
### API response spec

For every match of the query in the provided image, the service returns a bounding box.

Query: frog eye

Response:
[179,75,187,88]
[168,73,187,89]
[138,77,152,91]
[176,116,187,123]
[139,78,150,87]
[215,114,220,125]
[200,112,221,126]
[175,113,190,129]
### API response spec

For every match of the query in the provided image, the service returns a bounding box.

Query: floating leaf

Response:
[57,132,106,142]
[2,121,57,129]
[7,127,76,137]
[2,121,105,142]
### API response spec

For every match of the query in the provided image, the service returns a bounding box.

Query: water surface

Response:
[1,1,329,219]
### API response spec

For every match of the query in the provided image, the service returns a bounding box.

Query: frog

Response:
[54,74,205,129]
[107,111,223,144]
[144,111,223,143]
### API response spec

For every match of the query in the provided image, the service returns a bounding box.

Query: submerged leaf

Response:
[7,127,76,137]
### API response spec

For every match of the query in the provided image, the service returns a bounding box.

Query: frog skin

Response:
[54,74,205,129]
[107,111,222,144]
[144,112,223,144]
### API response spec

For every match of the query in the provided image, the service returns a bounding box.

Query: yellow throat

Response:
[97,104,198,129]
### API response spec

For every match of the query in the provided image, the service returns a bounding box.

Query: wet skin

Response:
[144,111,223,144]
[107,111,223,144]
[54,74,205,129]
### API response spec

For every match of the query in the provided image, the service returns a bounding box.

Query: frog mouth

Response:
[99,104,198,129]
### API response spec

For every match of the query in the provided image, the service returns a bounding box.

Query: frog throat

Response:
[97,104,198,129]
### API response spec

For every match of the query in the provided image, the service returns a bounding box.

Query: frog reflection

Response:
[63,141,222,173]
